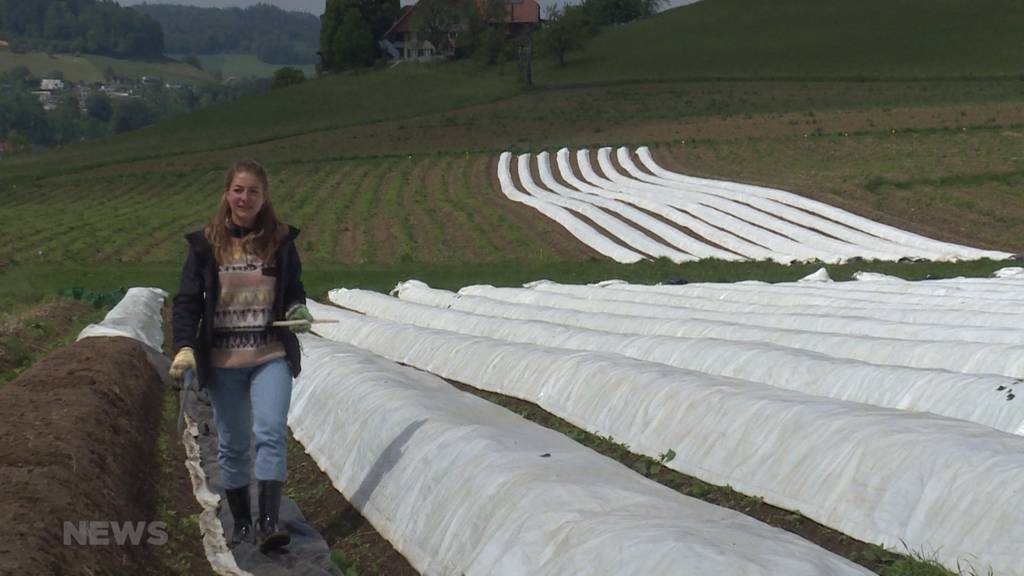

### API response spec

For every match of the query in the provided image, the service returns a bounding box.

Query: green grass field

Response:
[0,51,105,82]
[0,51,216,84]
[539,0,1024,83]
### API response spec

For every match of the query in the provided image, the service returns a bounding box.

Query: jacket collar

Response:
[185,225,300,251]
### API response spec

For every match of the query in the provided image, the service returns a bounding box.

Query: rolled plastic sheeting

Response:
[595,148,899,263]
[635,146,1014,261]
[497,152,644,263]
[527,280,1024,331]
[479,278,1024,344]
[607,275,1024,314]
[290,335,871,576]
[307,299,1024,576]
[404,282,1024,382]
[553,150,781,262]
[614,148,935,261]
[515,154,694,262]
[536,152,739,261]
[331,286,1024,434]
[76,287,167,352]
[577,149,823,263]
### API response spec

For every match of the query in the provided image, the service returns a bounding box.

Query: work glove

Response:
[169,347,196,381]
[285,305,314,333]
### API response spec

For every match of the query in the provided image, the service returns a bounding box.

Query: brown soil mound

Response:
[0,336,164,575]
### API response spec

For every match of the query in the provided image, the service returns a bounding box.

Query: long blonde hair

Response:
[203,160,287,264]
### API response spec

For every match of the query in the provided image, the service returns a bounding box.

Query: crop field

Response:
[4,0,1024,573]
[0,154,592,267]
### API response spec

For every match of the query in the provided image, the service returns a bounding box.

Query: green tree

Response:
[356,0,401,46]
[412,0,464,57]
[540,4,592,66]
[320,0,352,70]
[85,93,113,123]
[320,0,398,70]
[271,67,306,89]
[473,27,507,65]
[111,99,157,134]
[49,94,82,146]
[333,7,374,69]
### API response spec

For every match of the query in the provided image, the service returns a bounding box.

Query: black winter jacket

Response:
[171,225,306,387]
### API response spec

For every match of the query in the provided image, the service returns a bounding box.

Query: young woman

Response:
[169,159,314,552]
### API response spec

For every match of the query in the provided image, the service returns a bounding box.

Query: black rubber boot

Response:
[257,480,290,553]
[223,486,253,547]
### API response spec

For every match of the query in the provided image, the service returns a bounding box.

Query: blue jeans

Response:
[208,357,292,489]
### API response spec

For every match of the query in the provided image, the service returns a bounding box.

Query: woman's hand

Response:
[169,347,196,380]
[285,305,314,333]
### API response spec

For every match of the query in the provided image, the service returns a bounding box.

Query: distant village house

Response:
[40,78,65,91]
[382,0,541,61]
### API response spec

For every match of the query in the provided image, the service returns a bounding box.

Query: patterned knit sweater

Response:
[209,235,285,369]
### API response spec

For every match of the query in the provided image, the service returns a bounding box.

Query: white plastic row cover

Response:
[333,285,1024,434]
[76,287,167,352]
[290,334,869,576]
[308,298,1024,576]
[528,280,1024,330]
[629,147,1009,261]
[498,147,1012,264]
[447,284,1024,375]
[600,275,1024,313]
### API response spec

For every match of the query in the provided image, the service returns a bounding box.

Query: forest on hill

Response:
[0,0,163,58]
[131,3,320,64]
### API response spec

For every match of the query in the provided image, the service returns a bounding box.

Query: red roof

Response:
[386,5,416,36]
[504,0,540,24]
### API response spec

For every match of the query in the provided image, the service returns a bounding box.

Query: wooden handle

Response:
[271,319,340,327]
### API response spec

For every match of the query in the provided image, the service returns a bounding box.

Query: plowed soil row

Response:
[0,337,164,575]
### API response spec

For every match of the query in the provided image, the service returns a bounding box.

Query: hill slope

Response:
[543,0,1024,83]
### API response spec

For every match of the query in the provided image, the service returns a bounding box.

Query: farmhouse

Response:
[382,0,541,60]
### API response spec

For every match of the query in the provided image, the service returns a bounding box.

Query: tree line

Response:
[131,3,320,65]
[0,0,163,59]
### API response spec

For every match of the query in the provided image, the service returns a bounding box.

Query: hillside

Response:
[0,51,217,84]
[541,0,1024,83]
[2,0,1023,300]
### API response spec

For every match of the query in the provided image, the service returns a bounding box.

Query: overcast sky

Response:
[118,0,702,16]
